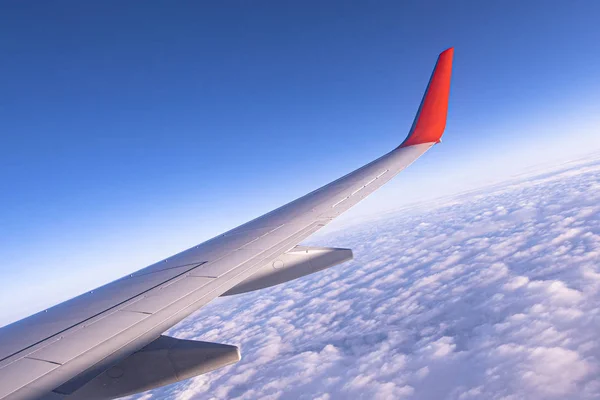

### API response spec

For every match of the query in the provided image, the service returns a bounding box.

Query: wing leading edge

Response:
[0,48,454,400]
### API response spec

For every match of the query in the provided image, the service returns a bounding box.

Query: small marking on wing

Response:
[24,357,62,366]
[334,169,390,207]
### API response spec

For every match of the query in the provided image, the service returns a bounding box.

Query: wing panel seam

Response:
[0,262,208,365]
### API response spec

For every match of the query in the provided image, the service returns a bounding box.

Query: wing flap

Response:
[29,311,149,365]
[57,336,240,399]
[0,262,204,363]
[0,358,59,399]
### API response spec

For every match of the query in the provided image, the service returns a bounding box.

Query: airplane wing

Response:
[0,48,454,400]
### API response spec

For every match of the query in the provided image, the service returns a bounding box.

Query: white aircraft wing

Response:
[0,48,454,400]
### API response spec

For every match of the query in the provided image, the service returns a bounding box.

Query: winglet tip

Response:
[398,48,454,149]
[437,47,454,63]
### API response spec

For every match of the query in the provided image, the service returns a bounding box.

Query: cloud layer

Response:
[129,158,600,400]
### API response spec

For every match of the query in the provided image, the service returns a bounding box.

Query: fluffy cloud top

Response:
[128,158,600,400]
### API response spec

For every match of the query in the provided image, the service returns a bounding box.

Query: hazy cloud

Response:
[128,158,600,399]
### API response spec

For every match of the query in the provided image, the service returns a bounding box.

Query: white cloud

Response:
[128,156,600,400]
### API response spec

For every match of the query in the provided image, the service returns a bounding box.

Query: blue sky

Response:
[1,1,600,325]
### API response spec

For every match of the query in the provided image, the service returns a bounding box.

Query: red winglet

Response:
[399,48,454,148]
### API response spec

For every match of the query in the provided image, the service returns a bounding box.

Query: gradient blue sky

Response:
[1,1,600,325]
